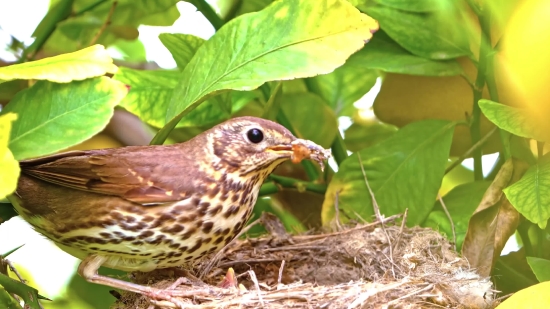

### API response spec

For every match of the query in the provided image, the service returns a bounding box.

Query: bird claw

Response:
[291,139,331,170]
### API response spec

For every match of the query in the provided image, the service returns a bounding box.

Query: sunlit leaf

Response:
[0,45,117,84]
[480,99,547,142]
[1,77,127,160]
[165,0,379,127]
[159,33,205,70]
[527,257,550,282]
[504,154,550,229]
[0,113,20,200]
[322,120,455,225]
[344,121,398,152]
[114,67,234,127]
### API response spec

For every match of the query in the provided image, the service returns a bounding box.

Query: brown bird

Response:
[9,116,329,303]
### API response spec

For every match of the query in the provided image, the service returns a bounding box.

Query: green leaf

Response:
[0,286,22,309]
[372,0,442,12]
[504,154,550,229]
[159,33,205,70]
[344,121,398,152]
[1,77,127,160]
[361,3,470,59]
[0,273,44,309]
[480,99,546,142]
[422,181,491,250]
[356,31,464,76]
[527,257,550,282]
[278,93,338,148]
[114,67,233,128]
[0,45,118,84]
[322,120,455,225]
[307,53,378,116]
[164,0,379,128]
[0,113,20,200]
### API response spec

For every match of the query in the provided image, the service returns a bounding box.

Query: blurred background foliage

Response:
[1,0,550,308]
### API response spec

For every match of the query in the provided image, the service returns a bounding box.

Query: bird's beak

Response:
[265,144,294,156]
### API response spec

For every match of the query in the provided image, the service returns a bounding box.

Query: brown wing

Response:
[20,144,203,205]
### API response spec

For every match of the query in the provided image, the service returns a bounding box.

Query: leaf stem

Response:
[259,175,327,196]
[188,0,224,31]
[331,131,348,166]
[469,3,492,181]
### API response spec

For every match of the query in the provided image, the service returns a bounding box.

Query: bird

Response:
[9,116,330,303]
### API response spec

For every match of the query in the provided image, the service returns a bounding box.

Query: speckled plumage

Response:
[11,116,329,301]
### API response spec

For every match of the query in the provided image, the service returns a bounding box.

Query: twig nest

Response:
[114,216,497,309]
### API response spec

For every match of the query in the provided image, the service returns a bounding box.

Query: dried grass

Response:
[113,215,497,309]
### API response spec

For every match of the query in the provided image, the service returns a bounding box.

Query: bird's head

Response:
[203,116,328,175]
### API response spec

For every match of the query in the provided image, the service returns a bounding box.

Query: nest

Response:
[113,214,497,309]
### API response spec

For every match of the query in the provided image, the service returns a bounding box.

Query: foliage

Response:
[0,0,549,307]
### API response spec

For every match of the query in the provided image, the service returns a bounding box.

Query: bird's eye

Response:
[247,128,264,143]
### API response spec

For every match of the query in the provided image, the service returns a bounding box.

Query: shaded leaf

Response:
[165,0,379,126]
[371,0,442,12]
[0,45,117,84]
[504,154,550,229]
[356,31,464,76]
[1,78,127,160]
[0,113,20,200]
[278,93,338,148]
[307,53,378,116]
[423,181,491,250]
[527,257,550,282]
[322,120,455,225]
[462,159,529,276]
[0,286,22,309]
[496,282,550,309]
[360,3,471,59]
[159,33,205,70]
[480,99,547,142]
[344,121,398,152]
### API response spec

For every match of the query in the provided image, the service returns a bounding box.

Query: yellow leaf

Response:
[496,282,550,309]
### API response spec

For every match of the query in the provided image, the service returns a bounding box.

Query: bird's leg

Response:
[78,255,187,307]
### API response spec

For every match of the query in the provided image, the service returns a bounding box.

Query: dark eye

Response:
[247,128,264,143]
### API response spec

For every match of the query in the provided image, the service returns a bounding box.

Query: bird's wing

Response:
[20,146,202,205]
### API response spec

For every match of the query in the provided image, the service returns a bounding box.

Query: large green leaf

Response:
[114,67,237,128]
[307,52,378,116]
[0,45,117,84]
[322,120,455,225]
[344,121,398,152]
[278,93,338,148]
[527,257,550,282]
[423,181,491,250]
[480,99,547,142]
[504,154,550,229]
[159,33,206,70]
[356,31,464,76]
[0,113,20,200]
[1,77,127,160]
[360,3,471,59]
[164,0,379,130]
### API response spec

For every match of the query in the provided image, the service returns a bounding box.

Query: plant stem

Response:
[189,0,224,31]
[469,4,492,181]
[331,131,348,166]
[259,175,327,196]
